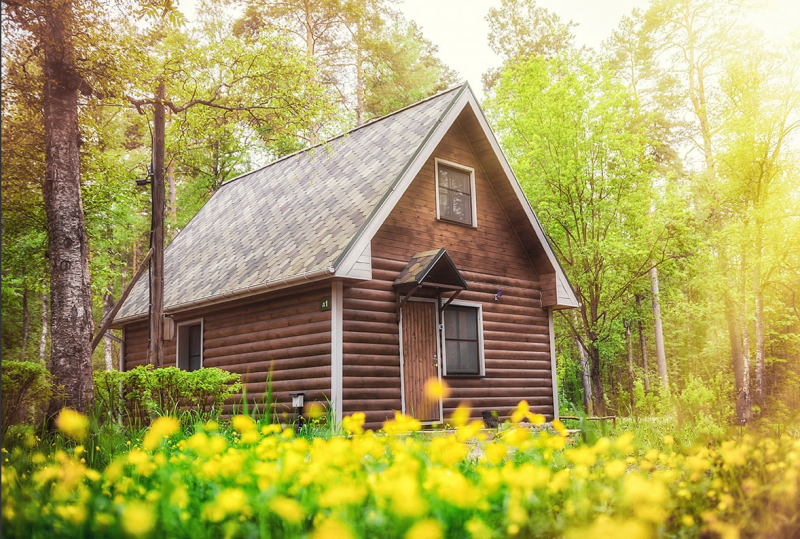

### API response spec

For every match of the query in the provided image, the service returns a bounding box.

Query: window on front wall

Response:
[177,320,203,371]
[436,159,476,226]
[443,305,484,375]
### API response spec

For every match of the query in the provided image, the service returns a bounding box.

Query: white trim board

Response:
[548,308,559,419]
[330,282,344,423]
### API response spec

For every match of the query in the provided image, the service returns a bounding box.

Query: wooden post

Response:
[91,248,153,353]
[148,81,166,367]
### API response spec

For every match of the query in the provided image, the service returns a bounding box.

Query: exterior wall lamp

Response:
[289,392,305,434]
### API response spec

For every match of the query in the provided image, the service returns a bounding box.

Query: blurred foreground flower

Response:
[143,416,180,451]
[424,378,451,400]
[382,412,422,434]
[56,409,89,441]
[342,412,366,435]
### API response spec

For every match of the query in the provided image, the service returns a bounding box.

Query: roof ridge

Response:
[218,82,468,190]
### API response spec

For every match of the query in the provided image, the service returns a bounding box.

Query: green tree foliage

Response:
[487,51,677,415]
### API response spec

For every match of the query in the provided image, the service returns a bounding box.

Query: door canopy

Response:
[393,248,468,319]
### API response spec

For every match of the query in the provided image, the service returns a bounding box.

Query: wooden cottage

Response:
[112,83,578,429]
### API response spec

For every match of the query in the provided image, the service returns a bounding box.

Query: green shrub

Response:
[93,365,241,427]
[1,360,53,437]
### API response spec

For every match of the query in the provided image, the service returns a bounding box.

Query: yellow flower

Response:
[312,518,355,539]
[231,415,256,433]
[318,485,367,507]
[405,519,443,539]
[483,442,508,465]
[382,412,421,434]
[548,469,571,493]
[615,432,636,454]
[121,503,155,537]
[450,404,471,428]
[269,496,305,524]
[424,378,451,400]
[510,401,529,424]
[342,412,366,435]
[623,474,668,523]
[56,409,89,441]
[663,435,675,446]
[552,419,569,436]
[682,515,695,527]
[217,488,249,516]
[604,459,627,479]
[142,416,180,451]
[465,517,494,538]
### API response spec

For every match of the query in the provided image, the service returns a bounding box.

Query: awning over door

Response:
[393,248,468,319]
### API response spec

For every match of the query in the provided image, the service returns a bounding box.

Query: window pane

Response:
[444,307,480,374]
[189,325,202,372]
[438,163,473,225]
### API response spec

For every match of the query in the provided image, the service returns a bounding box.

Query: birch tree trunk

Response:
[39,291,48,363]
[754,226,766,408]
[636,295,650,393]
[42,1,94,413]
[103,289,115,371]
[649,266,668,389]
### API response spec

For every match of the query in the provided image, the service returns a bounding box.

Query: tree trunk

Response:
[649,266,668,389]
[739,313,752,425]
[588,343,605,416]
[39,291,49,363]
[636,295,650,393]
[148,82,166,367]
[20,280,29,361]
[754,228,766,408]
[625,321,635,414]
[103,289,115,371]
[42,1,94,414]
[576,337,593,416]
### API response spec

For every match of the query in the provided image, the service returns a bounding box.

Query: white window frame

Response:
[176,318,204,371]
[434,158,478,228]
[440,300,485,377]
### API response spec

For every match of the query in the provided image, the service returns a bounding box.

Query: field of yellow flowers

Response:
[2,402,799,538]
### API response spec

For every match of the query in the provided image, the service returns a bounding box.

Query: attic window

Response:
[436,159,476,227]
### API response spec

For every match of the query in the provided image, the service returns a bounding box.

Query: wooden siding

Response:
[122,285,332,415]
[343,117,553,429]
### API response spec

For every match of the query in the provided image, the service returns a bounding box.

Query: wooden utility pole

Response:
[148,81,166,367]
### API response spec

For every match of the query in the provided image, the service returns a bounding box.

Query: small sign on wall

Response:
[319,297,332,311]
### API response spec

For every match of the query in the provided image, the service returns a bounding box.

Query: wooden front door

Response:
[402,301,440,422]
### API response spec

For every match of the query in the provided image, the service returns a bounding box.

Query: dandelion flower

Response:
[122,503,155,537]
[405,519,443,539]
[142,416,180,451]
[56,409,89,441]
[424,378,451,400]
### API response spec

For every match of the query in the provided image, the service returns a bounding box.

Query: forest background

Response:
[2,0,799,431]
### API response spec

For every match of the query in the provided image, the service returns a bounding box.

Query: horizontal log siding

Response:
[343,120,553,429]
[122,286,332,415]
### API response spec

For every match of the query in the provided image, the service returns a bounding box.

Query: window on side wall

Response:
[436,159,476,227]
[177,319,203,371]
[443,304,484,376]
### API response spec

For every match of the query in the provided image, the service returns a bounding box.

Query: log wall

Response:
[343,117,554,429]
[122,285,332,416]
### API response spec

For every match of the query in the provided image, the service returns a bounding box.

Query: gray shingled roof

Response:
[115,86,464,322]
